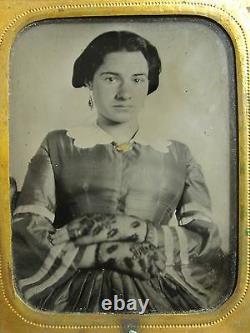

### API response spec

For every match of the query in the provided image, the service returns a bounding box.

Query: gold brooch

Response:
[112,142,133,152]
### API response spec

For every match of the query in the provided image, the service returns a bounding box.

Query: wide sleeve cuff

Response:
[177,202,213,226]
[13,204,55,223]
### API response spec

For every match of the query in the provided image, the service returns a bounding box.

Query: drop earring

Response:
[88,86,94,110]
[88,94,94,110]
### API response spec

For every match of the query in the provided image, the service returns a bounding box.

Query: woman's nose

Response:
[115,83,132,100]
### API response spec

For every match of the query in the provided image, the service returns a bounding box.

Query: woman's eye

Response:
[133,77,145,84]
[104,76,117,83]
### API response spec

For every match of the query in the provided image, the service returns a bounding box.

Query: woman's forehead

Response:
[97,51,148,75]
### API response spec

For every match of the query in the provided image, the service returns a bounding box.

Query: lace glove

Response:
[49,214,162,248]
[94,241,166,280]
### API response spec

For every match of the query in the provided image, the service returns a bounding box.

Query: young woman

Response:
[12,30,225,313]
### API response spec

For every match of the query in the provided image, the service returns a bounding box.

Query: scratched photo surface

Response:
[9,17,237,313]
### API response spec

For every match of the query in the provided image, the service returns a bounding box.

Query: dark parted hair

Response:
[72,30,161,95]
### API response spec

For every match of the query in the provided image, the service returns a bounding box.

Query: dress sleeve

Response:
[161,143,226,308]
[174,143,222,261]
[12,135,82,307]
[175,143,213,226]
[14,135,56,222]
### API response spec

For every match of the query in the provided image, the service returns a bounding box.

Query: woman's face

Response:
[91,51,149,125]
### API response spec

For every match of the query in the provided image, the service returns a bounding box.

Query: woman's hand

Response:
[49,214,148,246]
[95,241,166,280]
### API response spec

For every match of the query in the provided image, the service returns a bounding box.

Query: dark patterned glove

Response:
[49,214,149,246]
[96,241,166,280]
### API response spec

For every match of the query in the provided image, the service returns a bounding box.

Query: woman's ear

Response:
[87,82,93,90]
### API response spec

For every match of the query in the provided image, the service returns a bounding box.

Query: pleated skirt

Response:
[29,268,205,313]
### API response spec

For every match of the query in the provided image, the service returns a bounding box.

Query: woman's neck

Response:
[96,117,139,143]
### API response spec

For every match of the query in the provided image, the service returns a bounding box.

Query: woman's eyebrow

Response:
[100,72,119,76]
[132,73,148,77]
[99,72,148,77]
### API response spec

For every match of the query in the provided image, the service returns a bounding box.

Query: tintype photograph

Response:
[9,16,237,314]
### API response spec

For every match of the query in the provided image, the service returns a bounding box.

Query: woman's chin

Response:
[108,115,135,124]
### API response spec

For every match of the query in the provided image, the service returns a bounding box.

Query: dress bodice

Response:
[16,127,211,230]
[47,131,186,227]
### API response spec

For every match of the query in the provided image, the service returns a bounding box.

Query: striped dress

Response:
[12,125,226,313]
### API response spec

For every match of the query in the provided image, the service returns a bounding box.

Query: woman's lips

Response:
[112,105,133,108]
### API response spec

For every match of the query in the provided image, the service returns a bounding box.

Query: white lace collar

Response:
[66,115,172,154]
